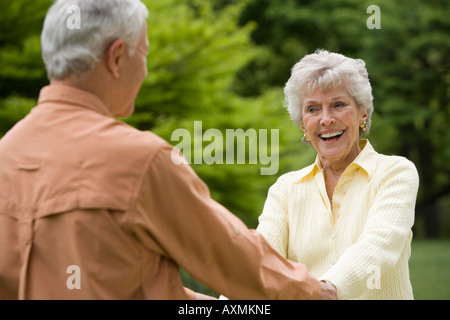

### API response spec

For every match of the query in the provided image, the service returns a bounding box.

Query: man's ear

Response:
[105,39,126,79]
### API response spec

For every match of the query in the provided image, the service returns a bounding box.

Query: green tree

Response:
[129,0,315,228]
[128,0,256,129]
[361,0,450,238]
[0,0,52,134]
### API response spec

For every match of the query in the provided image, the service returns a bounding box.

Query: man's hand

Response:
[319,280,337,300]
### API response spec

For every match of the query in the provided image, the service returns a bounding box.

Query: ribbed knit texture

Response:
[257,140,419,300]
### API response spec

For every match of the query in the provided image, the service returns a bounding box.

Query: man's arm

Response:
[136,144,322,300]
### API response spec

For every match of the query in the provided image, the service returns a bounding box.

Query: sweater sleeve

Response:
[320,157,419,299]
[257,174,291,258]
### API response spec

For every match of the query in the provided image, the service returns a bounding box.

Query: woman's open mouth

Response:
[319,130,344,142]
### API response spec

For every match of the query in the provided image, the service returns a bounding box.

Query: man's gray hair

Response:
[41,0,149,80]
[284,49,374,136]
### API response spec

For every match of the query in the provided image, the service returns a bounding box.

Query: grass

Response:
[409,239,450,300]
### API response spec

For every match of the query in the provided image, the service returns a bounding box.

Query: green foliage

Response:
[0,0,51,99]
[0,0,51,47]
[359,0,450,208]
[0,0,50,132]
[128,0,257,129]
[0,96,36,134]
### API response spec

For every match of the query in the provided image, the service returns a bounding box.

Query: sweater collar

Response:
[295,139,378,183]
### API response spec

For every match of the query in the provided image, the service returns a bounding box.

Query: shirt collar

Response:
[351,140,377,178]
[295,139,377,183]
[37,84,112,117]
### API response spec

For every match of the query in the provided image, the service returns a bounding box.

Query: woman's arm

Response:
[320,157,419,299]
[256,175,291,258]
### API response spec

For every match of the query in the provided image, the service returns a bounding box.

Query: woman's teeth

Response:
[319,130,344,140]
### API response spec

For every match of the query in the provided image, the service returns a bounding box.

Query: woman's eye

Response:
[334,101,346,108]
[306,106,317,113]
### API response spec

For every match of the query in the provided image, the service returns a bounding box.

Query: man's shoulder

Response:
[105,120,170,153]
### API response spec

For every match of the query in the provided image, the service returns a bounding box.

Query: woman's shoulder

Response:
[272,163,316,187]
[375,152,418,174]
[371,150,419,187]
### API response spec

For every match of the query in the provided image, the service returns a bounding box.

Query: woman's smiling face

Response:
[301,85,368,168]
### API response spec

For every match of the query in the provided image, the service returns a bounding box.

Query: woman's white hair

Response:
[284,49,374,136]
[41,0,149,80]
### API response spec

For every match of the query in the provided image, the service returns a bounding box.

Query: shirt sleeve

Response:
[320,157,419,299]
[135,144,320,300]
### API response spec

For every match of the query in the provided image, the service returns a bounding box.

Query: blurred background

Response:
[0,0,448,299]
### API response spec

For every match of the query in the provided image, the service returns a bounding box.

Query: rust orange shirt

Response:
[0,84,320,300]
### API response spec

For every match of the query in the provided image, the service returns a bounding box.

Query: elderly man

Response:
[0,0,336,300]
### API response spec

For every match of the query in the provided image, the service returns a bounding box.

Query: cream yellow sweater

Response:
[257,140,419,299]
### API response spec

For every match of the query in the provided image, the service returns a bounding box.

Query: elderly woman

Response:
[257,49,419,299]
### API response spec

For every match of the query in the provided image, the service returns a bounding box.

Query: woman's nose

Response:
[319,108,336,126]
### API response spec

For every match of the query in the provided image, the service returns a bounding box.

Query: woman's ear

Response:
[361,109,368,122]
[300,121,306,134]
[105,39,126,79]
